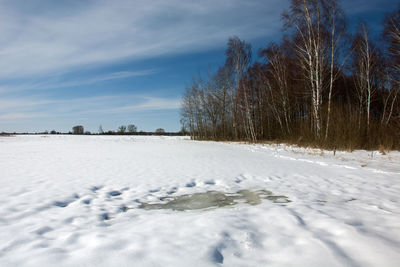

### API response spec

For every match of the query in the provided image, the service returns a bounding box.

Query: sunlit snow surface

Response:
[0,135,399,266]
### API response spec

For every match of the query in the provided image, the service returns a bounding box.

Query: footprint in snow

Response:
[211,248,224,264]
[99,213,111,221]
[167,187,177,195]
[81,199,91,205]
[108,190,122,197]
[186,182,196,188]
[149,188,160,193]
[35,226,53,235]
[91,185,104,193]
[53,194,80,208]
[53,201,71,208]
[119,205,129,212]
[204,180,216,185]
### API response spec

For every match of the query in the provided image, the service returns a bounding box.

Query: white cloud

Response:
[54,70,158,88]
[0,69,158,93]
[0,0,285,79]
[0,112,46,120]
[0,94,181,122]
[98,97,181,114]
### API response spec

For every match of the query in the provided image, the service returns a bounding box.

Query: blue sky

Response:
[0,0,398,133]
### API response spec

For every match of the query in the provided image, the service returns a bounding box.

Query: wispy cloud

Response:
[53,70,159,89]
[0,112,46,120]
[0,69,158,93]
[0,94,181,122]
[0,0,286,79]
[98,97,181,114]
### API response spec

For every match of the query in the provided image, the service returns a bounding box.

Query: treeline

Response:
[68,125,177,135]
[6,125,183,136]
[180,0,400,150]
[9,131,185,136]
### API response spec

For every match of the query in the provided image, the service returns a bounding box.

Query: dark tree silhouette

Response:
[72,126,84,135]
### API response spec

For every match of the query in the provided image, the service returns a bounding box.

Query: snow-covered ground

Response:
[0,135,399,267]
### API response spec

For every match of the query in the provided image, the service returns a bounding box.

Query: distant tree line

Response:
[67,124,180,136]
[181,0,400,150]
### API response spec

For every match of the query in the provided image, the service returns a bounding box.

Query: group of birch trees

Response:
[181,0,400,149]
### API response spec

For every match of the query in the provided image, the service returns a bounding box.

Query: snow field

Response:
[0,135,399,266]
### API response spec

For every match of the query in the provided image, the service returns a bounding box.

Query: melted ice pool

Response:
[139,190,291,211]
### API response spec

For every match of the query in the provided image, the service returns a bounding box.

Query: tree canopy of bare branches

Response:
[180,0,399,150]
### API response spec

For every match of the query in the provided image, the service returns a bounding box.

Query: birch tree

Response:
[260,43,293,136]
[352,23,379,133]
[383,6,400,126]
[225,36,255,141]
[323,0,347,140]
[283,0,329,139]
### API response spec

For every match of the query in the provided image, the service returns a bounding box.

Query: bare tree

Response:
[225,36,256,141]
[72,125,84,134]
[383,6,400,126]
[283,0,330,139]
[127,124,137,133]
[384,5,400,84]
[323,0,347,140]
[214,66,235,139]
[155,128,165,134]
[260,43,293,136]
[118,125,126,134]
[352,23,379,133]
[181,84,197,138]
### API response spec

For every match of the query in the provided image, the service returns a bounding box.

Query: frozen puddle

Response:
[139,189,290,211]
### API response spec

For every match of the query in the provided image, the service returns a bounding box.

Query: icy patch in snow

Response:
[139,189,290,211]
